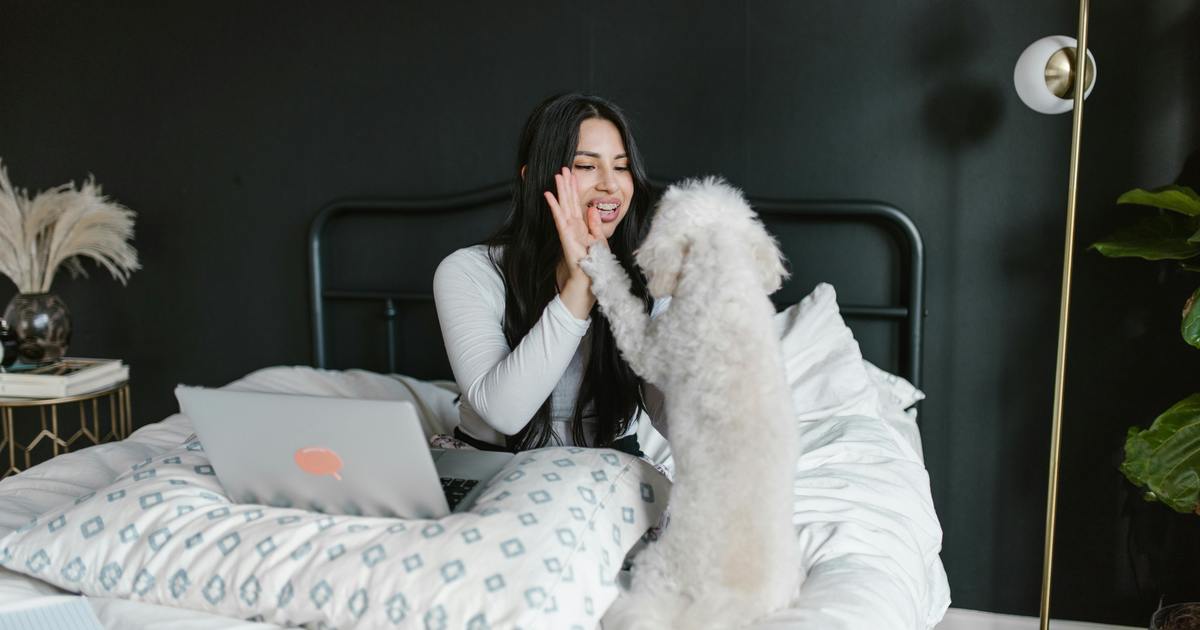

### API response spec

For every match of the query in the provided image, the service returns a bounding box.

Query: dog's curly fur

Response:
[581,177,801,629]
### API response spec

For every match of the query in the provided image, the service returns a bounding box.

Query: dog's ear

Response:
[636,233,689,298]
[747,222,789,294]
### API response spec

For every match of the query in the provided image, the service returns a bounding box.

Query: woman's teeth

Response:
[587,201,620,222]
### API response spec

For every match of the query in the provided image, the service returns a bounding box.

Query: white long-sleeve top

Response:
[432,244,669,448]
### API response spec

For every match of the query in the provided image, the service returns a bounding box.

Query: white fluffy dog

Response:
[581,177,801,629]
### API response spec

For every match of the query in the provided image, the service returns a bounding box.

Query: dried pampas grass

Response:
[0,159,140,294]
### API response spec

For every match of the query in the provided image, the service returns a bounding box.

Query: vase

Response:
[1152,602,1200,630]
[3,293,72,364]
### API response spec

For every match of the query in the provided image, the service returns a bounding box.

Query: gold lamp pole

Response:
[1038,0,1092,628]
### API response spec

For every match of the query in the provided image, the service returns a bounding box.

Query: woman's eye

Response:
[573,164,595,171]
[615,166,629,171]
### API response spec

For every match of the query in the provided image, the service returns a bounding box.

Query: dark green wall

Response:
[1,1,1197,625]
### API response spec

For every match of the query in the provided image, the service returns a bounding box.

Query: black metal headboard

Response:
[309,182,926,388]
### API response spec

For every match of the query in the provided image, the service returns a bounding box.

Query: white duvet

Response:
[0,287,951,628]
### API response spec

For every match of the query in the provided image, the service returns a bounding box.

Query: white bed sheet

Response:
[0,366,949,629]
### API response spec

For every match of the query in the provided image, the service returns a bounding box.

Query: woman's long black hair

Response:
[483,93,655,451]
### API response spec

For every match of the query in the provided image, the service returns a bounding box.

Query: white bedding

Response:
[0,365,949,629]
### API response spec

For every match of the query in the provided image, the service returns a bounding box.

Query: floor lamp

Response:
[1012,2,1097,629]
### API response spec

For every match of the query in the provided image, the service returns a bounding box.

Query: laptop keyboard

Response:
[440,477,479,509]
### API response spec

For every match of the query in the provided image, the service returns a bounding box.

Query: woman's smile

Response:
[586,196,623,222]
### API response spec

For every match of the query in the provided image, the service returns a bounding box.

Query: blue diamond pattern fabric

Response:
[240,575,261,606]
[424,604,448,630]
[148,528,172,551]
[485,573,506,592]
[138,492,163,509]
[133,468,156,481]
[119,524,139,543]
[169,568,189,598]
[61,557,86,582]
[290,541,312,561]
[99,562,122,591]
[278,580,294,607]
[133,569,155,596]
[349,588,368,618]
[0,440,670,630]
[310,580,332,608]
[216,532,240,555]
[440,559,465,583]
[256,537,277,557]
[203,575,225,605]
[80,516,104,538]
[501,538,525,558]
[386,592,409,623]
[362,544,385,567]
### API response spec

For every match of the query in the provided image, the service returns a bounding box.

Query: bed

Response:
[0,182,950,629]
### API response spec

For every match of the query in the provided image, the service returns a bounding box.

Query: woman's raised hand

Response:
[544,167,607,281]
[543,167,606,318]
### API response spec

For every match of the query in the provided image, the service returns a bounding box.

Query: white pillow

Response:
[862,360,926,412]
[0,437,670,629]
[225,366,464,437]
[774,283,880,422]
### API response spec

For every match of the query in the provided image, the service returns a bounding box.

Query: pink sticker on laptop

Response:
[295,447,343,481]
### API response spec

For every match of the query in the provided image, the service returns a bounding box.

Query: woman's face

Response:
[571,117,635,239]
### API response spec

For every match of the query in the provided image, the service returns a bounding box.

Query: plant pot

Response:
[2,293,71,364]
[1152,603,1200,630]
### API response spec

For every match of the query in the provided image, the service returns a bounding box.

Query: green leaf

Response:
[1184,288,1200,349]
[1120,393,1200,514]
[1090,213,1200,260]
[1118,185,1200,216]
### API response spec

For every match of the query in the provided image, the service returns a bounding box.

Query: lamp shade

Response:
[1014,35,1097,114]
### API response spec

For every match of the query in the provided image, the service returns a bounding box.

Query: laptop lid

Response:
[175,386,452,519]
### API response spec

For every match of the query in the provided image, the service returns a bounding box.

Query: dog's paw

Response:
[580,243,615,274]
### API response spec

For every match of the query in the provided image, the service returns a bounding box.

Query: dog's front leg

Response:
[580,245,665,384]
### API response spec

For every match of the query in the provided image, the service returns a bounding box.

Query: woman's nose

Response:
[597,168,618,192]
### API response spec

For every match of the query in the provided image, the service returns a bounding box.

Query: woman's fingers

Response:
[586,206,605,242]
[565,168,580,215]
[548,167,606,261]
[543,188,564,230]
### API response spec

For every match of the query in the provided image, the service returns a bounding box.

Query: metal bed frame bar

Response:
[309,183,926,387]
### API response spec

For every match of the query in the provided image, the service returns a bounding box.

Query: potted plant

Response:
[1091,184,1200,630]
[0,160,140,363]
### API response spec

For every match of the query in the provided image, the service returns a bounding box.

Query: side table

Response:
[0,381,131,478]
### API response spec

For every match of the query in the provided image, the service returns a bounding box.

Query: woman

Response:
[432,93,668,454]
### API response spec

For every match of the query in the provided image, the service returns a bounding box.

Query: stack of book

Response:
[0,359,129,399]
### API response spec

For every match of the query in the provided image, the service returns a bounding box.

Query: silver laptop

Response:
[175,386,513,519]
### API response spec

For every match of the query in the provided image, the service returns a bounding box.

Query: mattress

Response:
[0,366,949,629]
